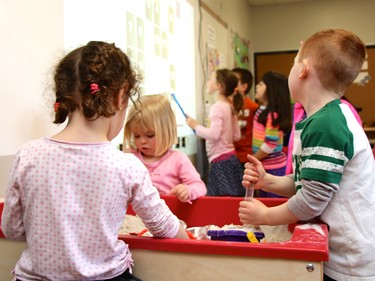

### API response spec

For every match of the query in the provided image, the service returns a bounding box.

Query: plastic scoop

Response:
[244,183,254,202]
[247,231,259,243]
[244,183,254,229]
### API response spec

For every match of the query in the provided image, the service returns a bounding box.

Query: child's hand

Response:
[242,154,266,190]
[238,199,269,226]
[185,115,199,129]
[170,184,190,203]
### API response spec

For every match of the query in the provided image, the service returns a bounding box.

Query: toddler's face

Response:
[132,128,157,157]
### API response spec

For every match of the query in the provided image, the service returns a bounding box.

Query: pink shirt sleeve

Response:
[286,103,305,175]
[195,101,238,162]
[340,99,362,126]
[195,103,223,141]
[132,150,206,201]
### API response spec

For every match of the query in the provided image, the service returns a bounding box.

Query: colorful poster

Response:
[232,33,250,69]
[207,46,220,79]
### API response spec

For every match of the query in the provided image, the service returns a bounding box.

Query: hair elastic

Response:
[54,102,60,112]
[90,83,100,95]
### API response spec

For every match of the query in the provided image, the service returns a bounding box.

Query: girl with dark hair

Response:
[252,71,292,197]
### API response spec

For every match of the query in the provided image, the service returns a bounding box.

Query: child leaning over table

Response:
[1,41,188,281]
[239,29,375,281]
[123,94,206,203]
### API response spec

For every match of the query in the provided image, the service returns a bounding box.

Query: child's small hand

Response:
[242,154,266,190]
[170,184,190,203]
[185,115,199,129]
[238,199,269,226]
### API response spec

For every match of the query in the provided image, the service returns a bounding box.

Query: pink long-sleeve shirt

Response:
[195,100,240,162]
[1,137,180,281]
[132,149,206,201]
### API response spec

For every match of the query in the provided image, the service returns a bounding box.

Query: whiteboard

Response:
[0,0,196,156]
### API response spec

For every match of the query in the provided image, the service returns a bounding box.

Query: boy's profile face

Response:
[288,51,303,102]
[288,40,305,102]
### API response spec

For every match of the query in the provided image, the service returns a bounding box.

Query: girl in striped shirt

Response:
[252,71,292,197]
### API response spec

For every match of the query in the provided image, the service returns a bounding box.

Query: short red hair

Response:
[299,29,366,95]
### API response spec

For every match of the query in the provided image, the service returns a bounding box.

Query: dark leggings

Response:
[16,269,143,281]
[104,269,143,281]
[324,274,336,281]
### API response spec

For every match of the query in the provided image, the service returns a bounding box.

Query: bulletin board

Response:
[254,48,375,127]
[196,0,235,128]
[194,1,231,181]
[198,1,230,98]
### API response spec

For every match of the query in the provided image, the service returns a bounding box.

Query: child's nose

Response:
[140,137,148,143]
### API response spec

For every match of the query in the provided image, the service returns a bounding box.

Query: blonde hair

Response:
[123,94,177,157]
[299,29,366,95]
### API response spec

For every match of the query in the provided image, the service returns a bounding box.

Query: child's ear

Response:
[299,59,309,79]
[240,82,248,93]
[117,84,129,108]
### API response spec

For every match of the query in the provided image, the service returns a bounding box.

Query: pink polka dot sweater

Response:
[1,137,179,280]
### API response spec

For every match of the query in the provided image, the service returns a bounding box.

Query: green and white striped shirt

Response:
[289,99,375,280]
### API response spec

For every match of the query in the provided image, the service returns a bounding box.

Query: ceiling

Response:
[247,0,314,6]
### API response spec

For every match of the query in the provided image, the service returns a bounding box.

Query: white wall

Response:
[0,0,64,157]
[0,0,64,196]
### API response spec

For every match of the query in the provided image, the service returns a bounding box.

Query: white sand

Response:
[119,214,146,234]
[119,215,293,242]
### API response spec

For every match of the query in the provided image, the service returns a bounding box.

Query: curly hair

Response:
[53,41,141,123]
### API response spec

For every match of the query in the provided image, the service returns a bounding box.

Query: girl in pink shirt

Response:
[1,41,188,281]
[186,69,244,196]
[123,94,206,203]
